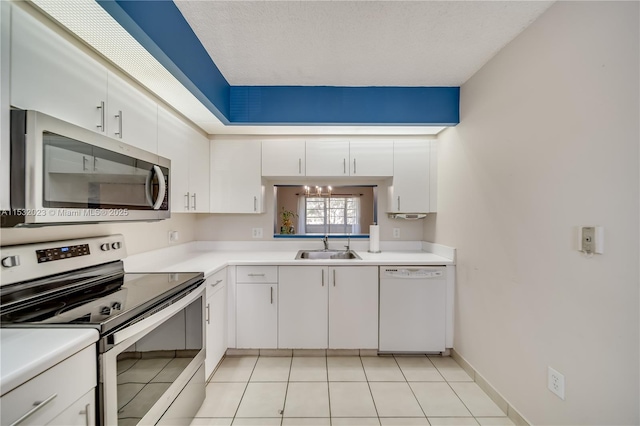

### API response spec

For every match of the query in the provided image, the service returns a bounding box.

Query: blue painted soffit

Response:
[97,0,460,126]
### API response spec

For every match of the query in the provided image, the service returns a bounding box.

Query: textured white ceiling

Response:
[175,1,554,87]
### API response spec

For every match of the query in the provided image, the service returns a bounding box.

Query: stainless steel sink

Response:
[295,250,361,260]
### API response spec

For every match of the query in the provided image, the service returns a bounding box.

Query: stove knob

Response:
[100,243,110,251]
[111,302,122,310]
[100,306,112,316]
[1,255,20,268]
[111,242,121,250]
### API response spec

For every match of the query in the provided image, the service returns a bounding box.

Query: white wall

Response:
[428,2,639,425]
[0,214,198,256]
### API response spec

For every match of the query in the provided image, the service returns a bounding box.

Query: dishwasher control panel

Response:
[382,267,445,279]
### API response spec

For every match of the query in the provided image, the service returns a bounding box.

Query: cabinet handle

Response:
[254,196,257,212]
[83,156,89,171]
[206,303,210,324]
[10,393,57,426]
[397,196,400,211]
[321,269,324,286]
[353,158,357,174]
[97,101,105,131]
[211,279,223,287]
[270,286,273,304]
[298,158,302,174]
[115,110,123,138]
[333,269,336,287]
[248,273,265,277]
[343,158,346,174]
[93,157,97,171]
[192,193,197,210]
[185,192,190,210]
[79,403,91,426]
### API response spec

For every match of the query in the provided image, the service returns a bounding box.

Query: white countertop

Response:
[124,240,455,277]
[0,328,98,396]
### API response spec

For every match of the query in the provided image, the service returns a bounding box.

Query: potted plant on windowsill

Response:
[280,207,298,235]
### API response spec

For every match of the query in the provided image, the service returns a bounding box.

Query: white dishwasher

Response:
[379,266,447,353]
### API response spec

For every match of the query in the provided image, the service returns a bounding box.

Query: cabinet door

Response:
[206,277,227,378]
[158,107,190,212]
[48,389,95,426]
[188,132,210,213]
[390,140,431,213]
[262,140,305,176]
[349,140,393,177]
[106,72,158,153]
[305,140,350,176]
[11,6,107,133]
[278,266,328,349]
[236,284,277,349]
[329,266,378,349]
[210,140,263,213]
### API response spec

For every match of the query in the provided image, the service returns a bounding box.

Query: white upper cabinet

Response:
[11,6,107,134]
[106,73,158,153]
[349,140,393,177]
[210,140,263,213]
[158,106,209,213]
[262,140,306,177]
[263,139,393,177]
[305,140,350,176]
[389,140,435,213]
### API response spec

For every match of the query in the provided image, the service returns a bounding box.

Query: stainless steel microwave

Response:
[2,110,170,227]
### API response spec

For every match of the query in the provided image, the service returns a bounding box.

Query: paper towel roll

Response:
[369,224,381,253]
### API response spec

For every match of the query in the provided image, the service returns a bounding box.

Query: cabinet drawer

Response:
[236,266,278,283]
[0,345,96,426]
[207,268,227,296]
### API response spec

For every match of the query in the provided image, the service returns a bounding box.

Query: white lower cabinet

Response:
[0,345,96,426]
[278,266,328,349]
[277,266,378,350]
[205,269,227,378]
[235,266,278,349]
[328,266,379,349]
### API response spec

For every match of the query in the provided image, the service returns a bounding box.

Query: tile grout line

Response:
[230,355,260,424]
[279,355,294,426]
[326,355,333,426]
[392,354,430,423]
[358,356,383,426]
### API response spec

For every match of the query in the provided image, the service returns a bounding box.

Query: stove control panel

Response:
[36,244,90,263]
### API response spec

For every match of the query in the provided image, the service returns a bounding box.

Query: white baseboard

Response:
[451,348,531,426]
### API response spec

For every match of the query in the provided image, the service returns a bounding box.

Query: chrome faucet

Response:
[344,233,351,252]
[322,235,329,250]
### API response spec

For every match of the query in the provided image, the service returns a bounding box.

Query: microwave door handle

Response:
[152,165,166,210]
[144,168,154,207]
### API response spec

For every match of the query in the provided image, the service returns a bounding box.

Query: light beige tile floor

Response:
[192,354,515,426]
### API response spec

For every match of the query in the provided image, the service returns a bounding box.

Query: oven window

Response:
[115,298,202,424]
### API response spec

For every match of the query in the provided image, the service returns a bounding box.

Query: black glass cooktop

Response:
[0,262,203,335]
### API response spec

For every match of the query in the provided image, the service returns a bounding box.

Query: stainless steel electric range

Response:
[0,235,205,426]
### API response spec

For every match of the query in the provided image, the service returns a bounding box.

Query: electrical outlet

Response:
[168,230,179,243]
[548,366,565,400]
[393,228,400,239]
[252,228,263,239]
[578,226,604,254]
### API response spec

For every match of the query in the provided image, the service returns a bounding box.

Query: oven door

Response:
[100,284,205,426]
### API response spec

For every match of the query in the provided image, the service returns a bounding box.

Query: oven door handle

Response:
[111,284,203,346]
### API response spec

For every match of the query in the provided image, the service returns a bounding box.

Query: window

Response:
[273,185,376,237]
[305,196,359,234]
